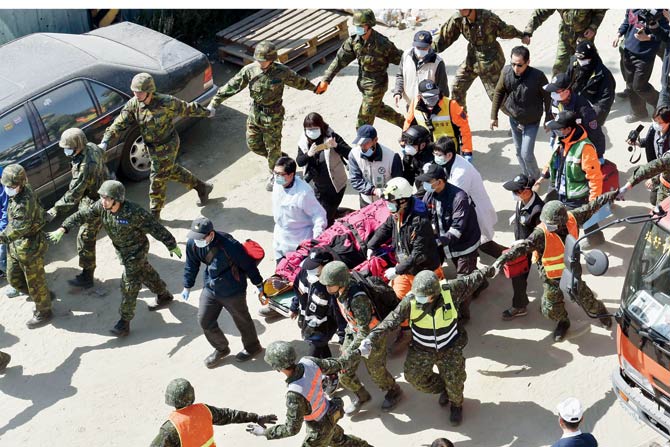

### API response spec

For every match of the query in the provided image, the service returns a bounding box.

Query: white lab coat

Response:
[447,155,497,243]
[272,176,327,259]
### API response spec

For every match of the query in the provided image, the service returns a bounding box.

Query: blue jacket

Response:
[0,166,7,232]
[552,93,605,158]
[619,9,669,61]
[183,231,263,298]
[551,433,597,447]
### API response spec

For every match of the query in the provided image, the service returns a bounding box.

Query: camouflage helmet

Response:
[59,128,88,152]
[98,180,125,202]
[130,72,156,93]
[264,340,296,370]
[1,164,27,187]
[541,200,568,227]
[353,9,376,27]
[254,41,278,62]
[318,260,350,287]
[165,378,195,408]
[411,270,441,297]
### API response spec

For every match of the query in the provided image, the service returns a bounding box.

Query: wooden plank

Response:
[217,44,255,66]
[274,12,347,51]
[224,10,295,44]
[215,10,280,43]
[239,9,320,46]
[272,10,342,49]
[287,38,343,72]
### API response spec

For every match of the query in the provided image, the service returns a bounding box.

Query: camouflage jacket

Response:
[150,405,261,447]
[265,356,355,440]
[524,9,607,36]
[324,29,403,83]
[0,184,46,255]
[210,62,316,108]
[368,268,487,344]
[628,153,670,187]
[433,10,524,56]
[102,93,209,146]
[51,143,108,216]
[61,200,176,263]
[337,284,375,348]
[497,191,617,266]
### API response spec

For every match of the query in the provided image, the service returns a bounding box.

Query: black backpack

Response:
[350,271,399,321]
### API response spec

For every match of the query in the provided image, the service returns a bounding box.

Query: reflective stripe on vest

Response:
[287,358,330,422]
[413,97,459,151]
[336,292,380,333]
[168,403,216,447]
[539,214,578,279]
[409,284,458,350]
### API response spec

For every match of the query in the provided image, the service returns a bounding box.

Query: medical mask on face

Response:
[306,274,319,284]
[275,175,287,186]
[653,122,664,132]
[194,238,210,248]
[577,58,591,67]
[434,155,447,166]
[386,202,398,213]
[63,148,75,157]
[423,96,439,107]
[305,128,321,140]
[550,91,562,101]
[361,147,374,157]
[513,192,522,202]
[354,25,366,36]
[414,48,429,58]
[414,294,429,304]
[4,186,17,197]
[423,182,434,193]
[544,222,559,232]
[404,145,418,156]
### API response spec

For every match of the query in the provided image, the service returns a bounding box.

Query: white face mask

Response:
[544,222,559,232]
[513,192,522,202]
[305,128,321,140]
[306,274,319,284]
[194,238,210,248]
[550,91,562,101]
[4,185,17,197]
[63,148,75,157]
[423,96,439,107]
[577,58,591,67]
[414,294,429,304]
[404,145,418,156]
[653,122,664,132]
[434,155,447,166]
[414,48,429,58]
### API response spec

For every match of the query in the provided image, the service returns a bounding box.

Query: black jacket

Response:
[296,129,350,196]
[402,148,435,194]
[514,193,544,240]
[642,126,670,163]
[368,197,441,275]
[491,64,551,125]
[566,55,616,125]
[551,93,605,158]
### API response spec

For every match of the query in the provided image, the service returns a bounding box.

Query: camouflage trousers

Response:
[357,77,404,129]
[76,197,102,270]
[149,136,200,213]
[302,412,372,447]
[119,255,169,321]
[404,339,467,406]
[339,331,395,394]
[650,182,670,206]
[452,47,505,112]
[553,34,586,76]
[247,107,284,170]
[542,276,607,323]
[8,242,51,313]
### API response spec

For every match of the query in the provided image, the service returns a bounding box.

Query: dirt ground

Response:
[1,9,668,447]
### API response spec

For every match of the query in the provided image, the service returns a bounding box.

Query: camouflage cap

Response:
[541,200,568,227]
[59,128,88,152]
[130,72,156,93]
[1,164,27,187]
[319,260,350,287]
[411,270,441,297]
[165,378,195,408]
[254,41,278,62]
[353,9,376,27]
[98,180,125,202]
[264,340,296,370]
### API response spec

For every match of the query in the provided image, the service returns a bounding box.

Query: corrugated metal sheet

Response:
[0,9,91,45]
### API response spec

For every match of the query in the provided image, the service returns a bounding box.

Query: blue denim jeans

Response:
[509,117,541,180]
[0,243,6,273]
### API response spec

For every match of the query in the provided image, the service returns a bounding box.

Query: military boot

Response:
[449,405,463,426]
[345,388,371,415]
[204,347,231,369]
[67,268,95,289]
[438,391,449,407]
[148,293,173,311]
[26,310,53,329]
[381,383,403,412]
[553,319,571,342]
[600,316,613,330]
[110,319,130,337]
[194,181,214,206]
[0,351,10,372]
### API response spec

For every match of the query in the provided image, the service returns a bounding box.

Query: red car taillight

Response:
[203,65,213,89]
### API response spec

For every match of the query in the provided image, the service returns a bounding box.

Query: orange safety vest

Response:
[168,403,216,447]
[336,291,380,332]
[538,213,578,279]
[288,358,330,422]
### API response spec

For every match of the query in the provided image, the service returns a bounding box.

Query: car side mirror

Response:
[584,249,609,276]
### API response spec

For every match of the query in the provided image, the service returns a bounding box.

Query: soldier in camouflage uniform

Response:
[620,135,670,205]
[432,9,527,112]
[524,9,607,75]
[0,164,53,328]
[100,72,213,219]
[208,41,318,191]
[319,261,402,414]
[361,269,492,426]
[246,340,372,447]
[150,377,277,447]
[0,351,9,372]
[46,128,109,289]
[318,9,405,129]
[48,180,182,336]
[494,195,617,342]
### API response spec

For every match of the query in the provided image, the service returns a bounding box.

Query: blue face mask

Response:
[362,147,374,157]
[414,294,429,304]
[354,25,366,36]
[386,202,398,213]
[434,155,447,166]
[423,182,434,193]
[275,175,287,186]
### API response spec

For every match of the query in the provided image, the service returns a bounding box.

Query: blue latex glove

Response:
[463,153,473,164]
[181,288,190,301]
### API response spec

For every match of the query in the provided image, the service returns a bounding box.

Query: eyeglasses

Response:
[273,171,290,177]
[510,61,526,68]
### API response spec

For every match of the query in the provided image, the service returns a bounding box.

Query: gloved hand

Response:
[373,188,383,198]
[99,141,108,151]
[366,248,373,259]
[618,183,631,201]
[384,267,397,281]
[326,136,337,148]
[169,246,182,259]
[315,81,329,94]
[257,414,278,427]
[45,208,57,223]
[508,214,516,225]
[181,288,190,301]
[246,423,267,436]
[307,143,318,157]
[207,103,216,117]
[463,153,473,164]
[47,229,65,244]
[482,264,497,279]
[358,338,373,358]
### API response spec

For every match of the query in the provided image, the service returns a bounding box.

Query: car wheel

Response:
[120,128,151,181]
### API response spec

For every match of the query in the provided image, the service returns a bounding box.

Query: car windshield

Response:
[623,221,670,336]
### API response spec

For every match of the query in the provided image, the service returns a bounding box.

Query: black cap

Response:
[416,163,447,182]
[187,216,214,240]
[503,173,534,192]
[352,124,377,145]
[413,30,432,47]
[418,79,440,98]
[543,72,571,93]
[546,110,578,130]
[575,40,597,60]
[302,249,334,270]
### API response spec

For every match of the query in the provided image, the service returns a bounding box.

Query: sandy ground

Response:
[1,9,668,447]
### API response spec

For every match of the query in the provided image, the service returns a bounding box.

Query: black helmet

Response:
[402,125,431,145]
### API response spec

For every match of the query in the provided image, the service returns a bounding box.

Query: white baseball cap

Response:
[556,397,584,423]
